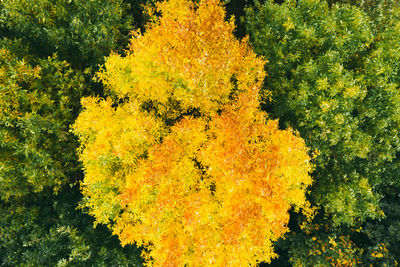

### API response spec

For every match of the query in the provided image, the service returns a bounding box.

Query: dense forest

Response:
[1,0,399,266]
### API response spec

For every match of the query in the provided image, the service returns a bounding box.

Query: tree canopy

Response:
[1,0,400,265]
[0,0,150,264]
[245,0,400,264]
[73,0,313,265]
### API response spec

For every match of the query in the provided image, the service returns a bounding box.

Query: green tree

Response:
[0,186,144,266]
[0,0,140,69]
[245,0,400,265]
[0,43,83,199]
[0,39,144,266]
[0,0,154,264]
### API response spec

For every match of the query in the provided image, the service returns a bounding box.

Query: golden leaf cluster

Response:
[73,0,313,265]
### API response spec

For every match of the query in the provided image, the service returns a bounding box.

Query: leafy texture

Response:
[0,186,144,266]
[0,0,137,69]
[0,45,83,199]
[74,0,313,265]
[246,0,400,226]
[245,0,400,265]
[0,40,144,266]
[0,0,153,264]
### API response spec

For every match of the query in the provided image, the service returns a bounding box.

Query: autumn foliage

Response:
[73,0,313,265]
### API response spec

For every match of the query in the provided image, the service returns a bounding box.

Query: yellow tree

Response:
[73,0,313,265]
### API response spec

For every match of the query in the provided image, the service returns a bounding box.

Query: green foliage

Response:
[245,0,400,226]
[288,232,363,266]
[0,39,143,266]
[245,0,400,265]
[0,0,142,69]
[327,0,399,10]
[0,186,143,266]
[0,40,140,266]
[357,185,400,265]
[0,0,154,264]
[0,43,83,199]
[282,188,400,266]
